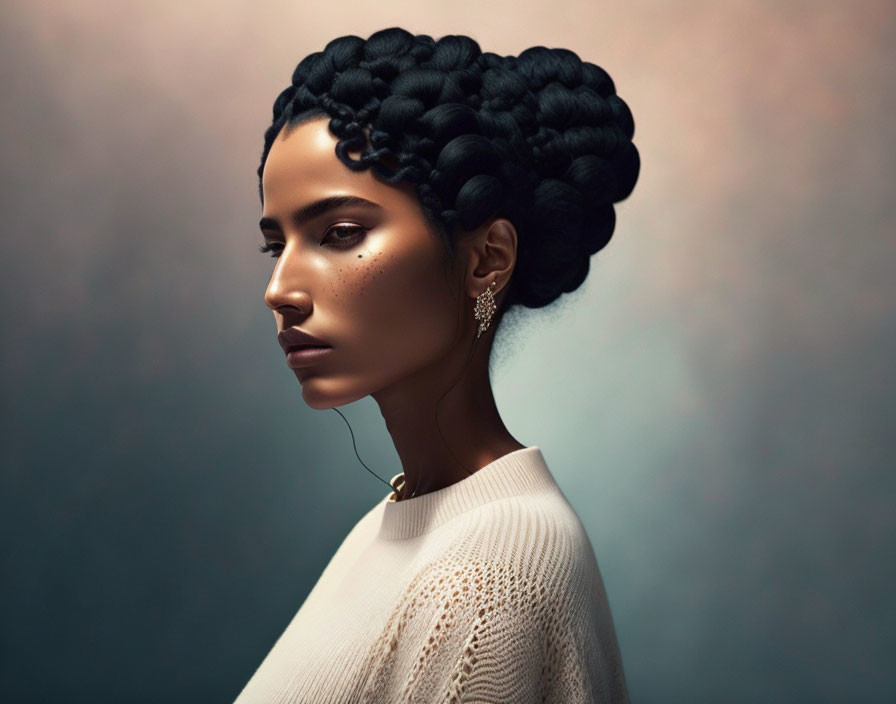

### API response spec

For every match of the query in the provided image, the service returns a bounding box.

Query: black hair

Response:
[258,27,640,331]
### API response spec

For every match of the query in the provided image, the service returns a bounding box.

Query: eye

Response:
[321,224,368,248]
[257,224,368,259]
[257,241,282,258]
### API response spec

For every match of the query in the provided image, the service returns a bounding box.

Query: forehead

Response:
[261,118,416,213]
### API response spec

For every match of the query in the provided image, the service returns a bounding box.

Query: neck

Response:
[372,331,524,500]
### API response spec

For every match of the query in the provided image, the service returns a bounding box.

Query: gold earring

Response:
[474,279,498,339]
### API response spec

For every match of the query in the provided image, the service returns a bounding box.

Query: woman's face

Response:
[260,117,463,409]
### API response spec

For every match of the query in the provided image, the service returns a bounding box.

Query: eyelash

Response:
[258,225,368,258]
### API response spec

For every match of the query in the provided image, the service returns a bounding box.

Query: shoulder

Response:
[421,490,601,612]
[466,490,596,569]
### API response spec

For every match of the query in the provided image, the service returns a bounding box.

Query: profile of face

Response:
[260,117,466,410]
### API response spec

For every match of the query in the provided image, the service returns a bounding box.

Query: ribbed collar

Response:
[377,446,556,540]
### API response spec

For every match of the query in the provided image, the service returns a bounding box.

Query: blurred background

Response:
[1,0,893,701]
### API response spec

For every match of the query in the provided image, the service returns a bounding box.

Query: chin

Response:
[297,375,370,410]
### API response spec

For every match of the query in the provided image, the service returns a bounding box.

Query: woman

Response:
[236,27,639,703]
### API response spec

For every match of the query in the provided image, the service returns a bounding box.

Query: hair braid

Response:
[258,26,640,313]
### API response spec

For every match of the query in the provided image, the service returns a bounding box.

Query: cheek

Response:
[332,239,458,354]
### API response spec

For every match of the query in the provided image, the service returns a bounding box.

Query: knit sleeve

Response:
[356,555,629,704]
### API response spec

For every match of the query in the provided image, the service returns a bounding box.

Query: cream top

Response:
[234,446,629,703]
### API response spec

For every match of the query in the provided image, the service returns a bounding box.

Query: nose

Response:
[263,254,313,315]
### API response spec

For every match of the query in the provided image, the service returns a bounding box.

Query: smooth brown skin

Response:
[261,117,525,500]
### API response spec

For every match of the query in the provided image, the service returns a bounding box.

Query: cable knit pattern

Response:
[234,447,628,703]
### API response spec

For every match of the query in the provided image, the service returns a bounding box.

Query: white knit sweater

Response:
[234,446,629,703]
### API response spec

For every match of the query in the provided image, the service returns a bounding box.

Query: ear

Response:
[462,217,518,301]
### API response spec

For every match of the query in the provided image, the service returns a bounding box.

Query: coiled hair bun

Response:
[258,27,640,312]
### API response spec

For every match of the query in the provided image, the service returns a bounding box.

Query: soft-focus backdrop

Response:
[1,1,893,702]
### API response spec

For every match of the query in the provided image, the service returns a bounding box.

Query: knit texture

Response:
[234,446,629,703]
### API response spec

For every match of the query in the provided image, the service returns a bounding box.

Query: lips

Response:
[284,342,329,351]
[285,345,333,368]
[278,327,331,353]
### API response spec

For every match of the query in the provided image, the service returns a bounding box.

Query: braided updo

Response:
[258,27,639,316]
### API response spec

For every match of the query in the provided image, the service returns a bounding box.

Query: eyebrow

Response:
[258,195,382,232]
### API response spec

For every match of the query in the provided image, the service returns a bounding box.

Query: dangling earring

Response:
[474,279,498,339]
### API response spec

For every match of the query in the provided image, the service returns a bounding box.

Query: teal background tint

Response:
[1,1,894,702]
